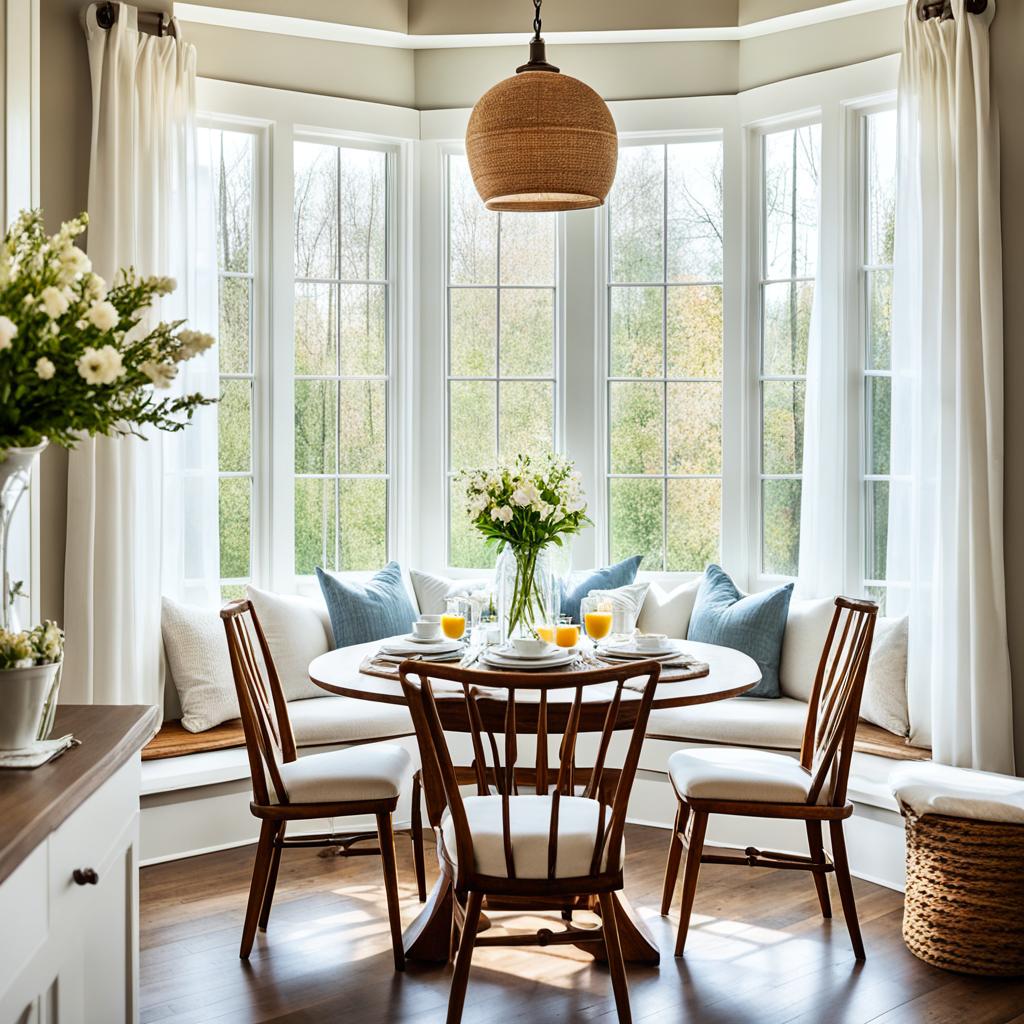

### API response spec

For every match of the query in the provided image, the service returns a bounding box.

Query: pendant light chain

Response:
[533,0,543,40]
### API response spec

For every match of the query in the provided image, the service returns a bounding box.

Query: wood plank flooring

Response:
[140,825,1024,1023]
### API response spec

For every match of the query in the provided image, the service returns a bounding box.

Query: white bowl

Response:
[510,636,553,658]
[634,632,669,652]
[419,614,442,623]
[412,620,441,639]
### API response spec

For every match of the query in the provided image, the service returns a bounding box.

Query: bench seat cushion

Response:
[143,696,414,760]
[647,697,808,750]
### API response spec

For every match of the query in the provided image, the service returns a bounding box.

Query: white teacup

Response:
[510,636,552,658]
[412,620,441,640]
[635,632,669,652]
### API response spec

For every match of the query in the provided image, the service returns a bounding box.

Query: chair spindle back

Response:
[220,599,297,806]
[399,659,661,889]
[801,596,878,806]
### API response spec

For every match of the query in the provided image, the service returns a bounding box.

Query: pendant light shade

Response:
[465,2,617,213]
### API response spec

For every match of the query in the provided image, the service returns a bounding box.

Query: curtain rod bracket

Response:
[917,0,987,21]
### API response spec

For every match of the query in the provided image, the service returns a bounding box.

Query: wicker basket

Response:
[902,811,1024,975]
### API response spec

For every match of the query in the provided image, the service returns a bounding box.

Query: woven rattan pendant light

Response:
[465,0,618,212]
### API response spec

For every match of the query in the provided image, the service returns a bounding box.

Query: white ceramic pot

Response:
[0,662,59,749]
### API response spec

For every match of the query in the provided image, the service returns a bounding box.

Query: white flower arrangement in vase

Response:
[458,453,590,641]
[0,209,215,746]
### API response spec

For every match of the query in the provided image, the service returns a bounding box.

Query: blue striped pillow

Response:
[686,564,793,699]
[559,556,643,623]
[316,562,417,649]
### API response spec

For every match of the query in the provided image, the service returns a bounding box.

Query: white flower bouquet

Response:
[0,210,215,450]
[458,453,590,639]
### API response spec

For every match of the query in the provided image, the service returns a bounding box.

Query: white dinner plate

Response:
[379,637,464,657]
[481,648,577,671]
[596,640,683,661]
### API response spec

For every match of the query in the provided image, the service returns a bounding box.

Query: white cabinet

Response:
[0,758,141,1024]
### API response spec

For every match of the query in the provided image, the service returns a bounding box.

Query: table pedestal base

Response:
[403,868,660,965]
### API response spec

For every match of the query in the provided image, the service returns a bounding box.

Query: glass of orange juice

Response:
[535,624,555,644]
[442,597,467,640]
[584,610,613,642]
[555,618,580,648]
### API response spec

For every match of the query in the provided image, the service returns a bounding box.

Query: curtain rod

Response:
[94,2,177,38]
[917,0,987,20]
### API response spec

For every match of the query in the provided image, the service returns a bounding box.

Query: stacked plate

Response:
[596,638,684,662]
[376,636,465,663]
[480,643,577,671]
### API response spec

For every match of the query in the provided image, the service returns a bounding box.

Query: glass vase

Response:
[0,440,48,632]
[495,543,558,644]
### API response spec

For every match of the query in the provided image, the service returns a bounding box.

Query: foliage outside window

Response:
[446,154,558,569]
[606,141,725,572]
[759,124,821,577]
[862,109,897,611]
[293,142,391,574]
[205,126,256,599]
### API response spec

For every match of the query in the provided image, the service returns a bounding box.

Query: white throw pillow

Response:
[586,581,651,635]
[161,597,239,733]
[779,598,834,702]
[246,585,334,701]
[637,579,702,638]
[409,568,491,616]
[861,615,910,736]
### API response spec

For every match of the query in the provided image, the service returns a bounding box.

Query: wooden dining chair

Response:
[660,596,878,960]
[399,657,662,1024]
[221,599,419,969]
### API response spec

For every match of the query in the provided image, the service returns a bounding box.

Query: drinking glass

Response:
[554,615,580,649]
[442,596,468,640]
[581,596,614,642]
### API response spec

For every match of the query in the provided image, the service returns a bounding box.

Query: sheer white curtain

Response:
[63,4,208,715]
[887,0,1014,771]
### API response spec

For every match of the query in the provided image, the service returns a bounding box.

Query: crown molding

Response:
[175,0,903,50]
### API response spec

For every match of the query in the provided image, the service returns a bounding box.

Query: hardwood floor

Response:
[140,825,1024,1023]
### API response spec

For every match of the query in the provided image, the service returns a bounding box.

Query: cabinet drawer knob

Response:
[73,868,99,886]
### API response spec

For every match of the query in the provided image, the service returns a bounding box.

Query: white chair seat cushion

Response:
[668,747,823,804]
[647,697,808,750]
[274,743,411,805]
[440,794,620,879]
[890,763,1024,825]
[287,696,414,747]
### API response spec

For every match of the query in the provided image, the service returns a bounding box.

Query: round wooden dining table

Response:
[309,636,760,965]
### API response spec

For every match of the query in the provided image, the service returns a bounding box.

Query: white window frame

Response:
[196,79,417,598]
[601,130,730,576]
[843,95,899,606]
[440,146,565,570]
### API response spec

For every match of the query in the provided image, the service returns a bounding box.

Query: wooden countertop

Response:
[0,705,159,886]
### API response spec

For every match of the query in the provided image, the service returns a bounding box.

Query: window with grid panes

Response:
[293,142,391,574]
[606,141,725,572]
[759,123,821,577]
[446,154,558,569]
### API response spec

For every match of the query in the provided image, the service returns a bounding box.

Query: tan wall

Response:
[413,40,739,110]
[187,23,416,107]
[407,0,737,35]
[738,6,902,90]
[180,0,408,33]
[992,3,1024,767]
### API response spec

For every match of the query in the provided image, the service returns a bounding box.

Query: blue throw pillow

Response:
[686,564,793,699]
[559,556,643,623]
[316,562,417,649]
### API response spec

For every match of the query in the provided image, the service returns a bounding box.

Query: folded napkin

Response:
[0,734,78,770]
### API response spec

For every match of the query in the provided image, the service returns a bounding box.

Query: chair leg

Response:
[598,892,632,1024]
[240,820,276,959]
[411,770,427,903]
[661,801,689,915]
[829,819,865,961]
[258,821,285,931]
[376,812,406,972]
[447,890,483,1024]
[805,820,832,919]
[674,809,708,958]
